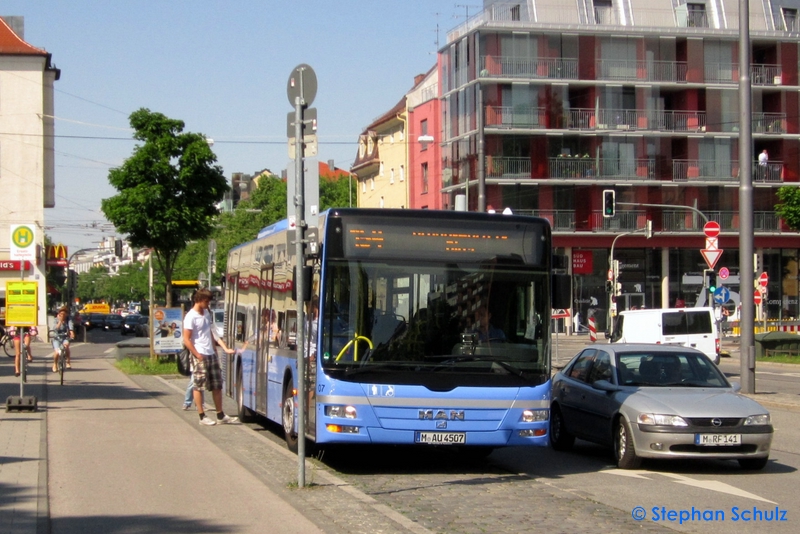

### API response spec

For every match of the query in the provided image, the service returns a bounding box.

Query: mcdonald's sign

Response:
[46,244,69,267]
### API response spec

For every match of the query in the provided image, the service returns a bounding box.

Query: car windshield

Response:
[617,351,729,388]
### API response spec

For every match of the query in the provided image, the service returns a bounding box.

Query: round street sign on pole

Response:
[754,289,762,305]
[287,64,317,106]
[719,266,730,280]
[703,221,721,238]
[759,272,769,287]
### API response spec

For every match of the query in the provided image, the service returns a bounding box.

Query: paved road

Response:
[3,333,799,533]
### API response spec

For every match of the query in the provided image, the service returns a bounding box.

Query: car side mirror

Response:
[730,382,742,393]
[592,379,620,392]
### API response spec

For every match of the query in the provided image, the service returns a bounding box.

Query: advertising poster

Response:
[152,307,183,354]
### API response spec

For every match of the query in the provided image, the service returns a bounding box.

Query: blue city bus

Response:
[223,208,568,453]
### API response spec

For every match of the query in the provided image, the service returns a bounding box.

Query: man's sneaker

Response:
[182,404,192,411]
[217,414,239,424]
[199,417,216,426]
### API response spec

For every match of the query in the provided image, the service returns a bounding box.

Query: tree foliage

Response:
[173,169,355,288]
[101,108,228,305]
[775,186,800,232]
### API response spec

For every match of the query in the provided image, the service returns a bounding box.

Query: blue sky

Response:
[4,1,472,250]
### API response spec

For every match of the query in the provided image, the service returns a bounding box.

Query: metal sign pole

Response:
[294,89,307,489]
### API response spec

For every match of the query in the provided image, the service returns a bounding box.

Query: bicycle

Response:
[49,330,69,385]
[1,328,14,358]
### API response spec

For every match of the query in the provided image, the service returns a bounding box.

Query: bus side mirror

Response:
[552,274,571,310]
[291,266,313,302]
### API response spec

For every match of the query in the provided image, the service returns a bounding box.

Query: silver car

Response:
[550,344,773,470]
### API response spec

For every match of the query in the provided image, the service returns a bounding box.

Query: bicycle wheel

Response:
[3,337,13,357]
[59,349,65,386]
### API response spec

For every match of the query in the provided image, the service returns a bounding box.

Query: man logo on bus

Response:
[419,409,465,420]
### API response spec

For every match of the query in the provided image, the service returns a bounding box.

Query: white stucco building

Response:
[0,16,60,326]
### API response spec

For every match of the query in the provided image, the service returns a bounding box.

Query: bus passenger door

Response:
[305,269,320,441]
[257,267,274,415]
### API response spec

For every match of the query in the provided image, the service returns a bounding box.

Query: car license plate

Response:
[695,433,741,446]
[414,431,466,445]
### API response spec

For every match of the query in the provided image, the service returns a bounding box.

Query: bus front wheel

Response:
[282,382,299,453]
[236,366,254,423]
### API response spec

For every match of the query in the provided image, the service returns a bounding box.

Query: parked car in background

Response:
[103,314,124,330]
[134,316,150,337]
[212,308,224,338]
[121,315,145,335]
[82,313,107,330]
[610,307,720,365]
[550,343,773,470]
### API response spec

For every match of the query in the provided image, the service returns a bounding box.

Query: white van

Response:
[610,307,720,364]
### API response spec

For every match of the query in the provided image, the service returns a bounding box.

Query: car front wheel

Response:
[615,416,642,469]
[549,405,575,451]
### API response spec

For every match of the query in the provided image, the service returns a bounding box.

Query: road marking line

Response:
[603,469,775,503]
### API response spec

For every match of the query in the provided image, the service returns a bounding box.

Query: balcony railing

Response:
[499,209,783,233]
[704,63,783,85]
[753,113,786,134]
[672,160,783,182]
[480,56,578,80]
[549,157,656,180]
[565,108,706,132]
[486,156,531,178]
[485,106,547,128]
[596,59,688,82]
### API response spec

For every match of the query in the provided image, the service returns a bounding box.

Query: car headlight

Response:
[744,414,770,425]
[637,413,689,426]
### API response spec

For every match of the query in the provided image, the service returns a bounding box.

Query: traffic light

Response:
[602,190,616,218]
[705,270,717,293]
[114,239,123,257]
[605,280,613,293]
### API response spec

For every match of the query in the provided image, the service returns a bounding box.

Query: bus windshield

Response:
[320,259,549,388]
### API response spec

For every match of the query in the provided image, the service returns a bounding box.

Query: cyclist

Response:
[51,307,75,373]
[10,324,38,378]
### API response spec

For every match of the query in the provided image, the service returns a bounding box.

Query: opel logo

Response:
[711,418,722,427]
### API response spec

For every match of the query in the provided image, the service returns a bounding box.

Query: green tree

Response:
[101,109,228,306]
[776,186,800,231]
[320,172,356,209]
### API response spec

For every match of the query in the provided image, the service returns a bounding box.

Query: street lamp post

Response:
[607,221,653,336]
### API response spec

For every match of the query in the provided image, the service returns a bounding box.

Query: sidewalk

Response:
[1,341,326,534]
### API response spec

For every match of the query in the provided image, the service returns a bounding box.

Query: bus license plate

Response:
[695,434,741,446]
[414,431,466,445]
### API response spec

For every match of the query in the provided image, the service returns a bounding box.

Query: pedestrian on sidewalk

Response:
[10,324,38,377]
[183,288,238,426]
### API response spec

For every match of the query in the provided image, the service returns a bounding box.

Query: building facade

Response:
[407,68,445,209]
[437,0,800,331]
[0,17,59,326]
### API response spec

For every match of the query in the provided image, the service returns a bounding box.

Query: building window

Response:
[380,196,385,208]
[371,178,374,191]
[783,8,799,31]
[400,165,404,182]
[687,3,708,28]
[380,161,384,176]
[390,168,395,184]
[511,4,520,21]
[362,181,366,193]
[421,163,429,194]
[593,0,615,25]
[420,119,429,151]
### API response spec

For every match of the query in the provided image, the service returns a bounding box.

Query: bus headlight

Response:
[521,409,549,422]
[325,405,357,419]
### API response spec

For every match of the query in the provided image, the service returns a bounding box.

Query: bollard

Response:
[589,316,597,342]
